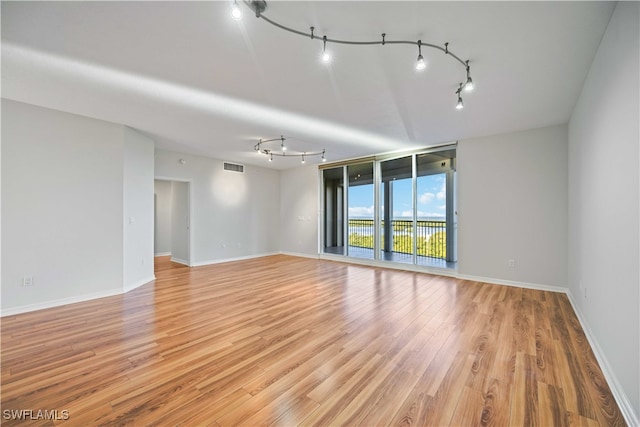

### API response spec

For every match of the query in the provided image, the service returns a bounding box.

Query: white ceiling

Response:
[1,1,615,169]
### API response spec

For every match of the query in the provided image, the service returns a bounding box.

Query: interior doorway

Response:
[154,179,191,267]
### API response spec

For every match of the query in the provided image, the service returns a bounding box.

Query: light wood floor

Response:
[1,255,625,426]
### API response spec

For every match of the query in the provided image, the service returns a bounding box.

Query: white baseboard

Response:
[318,253,459,278]
[191,252,280,267]
[565,291,639,427]
[280,251,320,259]
[170,257,190,266]
[0,288,123,317]
[124,275,155,293]
[154,252,171,257]
[455,273,567,293]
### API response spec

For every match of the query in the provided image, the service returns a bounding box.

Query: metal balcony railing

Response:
[348,218,446,260]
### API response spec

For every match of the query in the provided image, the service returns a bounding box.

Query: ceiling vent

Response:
[223,162,245,173]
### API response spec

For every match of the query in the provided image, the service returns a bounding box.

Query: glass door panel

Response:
[416,172,447,264]
[416,149,456,267]
[322,167,344,255]
[347,163,374,259]
[380,156,413,264]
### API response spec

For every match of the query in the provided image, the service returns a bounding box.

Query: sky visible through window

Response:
[348,173,446,219]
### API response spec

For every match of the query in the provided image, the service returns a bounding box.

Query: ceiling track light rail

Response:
[254,136,326,163]
[236,0,475,109]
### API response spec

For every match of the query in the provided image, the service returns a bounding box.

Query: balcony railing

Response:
[348,218,446,259]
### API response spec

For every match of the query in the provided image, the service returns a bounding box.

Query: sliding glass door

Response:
[320,146,457,269]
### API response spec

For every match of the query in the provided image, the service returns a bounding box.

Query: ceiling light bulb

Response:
[301,156,306,164]
[231,1,242,20]
[456,96,464,110]
[464,77,474,92]
[321,36,331,64]
[322,151,326,162]
[416,54,426,71]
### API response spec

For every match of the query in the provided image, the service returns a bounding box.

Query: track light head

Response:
[464,76,474,92]
[247,0,267,18]
[455,83,464,109]
[231,0,242,20]
[416,40,426,71]
[322,36,331,63]
[322,150,326,162]
[463,61,474,92]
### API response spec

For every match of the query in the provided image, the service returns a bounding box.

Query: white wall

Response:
[123,127,155,291]
[457,124,568,289]
[1,100,124,313]
[170,181,189,264]
[568,2,639,421]
[280,165,319,257]
[155,150,280,265]
[154,180,173,255]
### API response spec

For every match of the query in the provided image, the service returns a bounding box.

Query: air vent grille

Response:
[223,162,244,173]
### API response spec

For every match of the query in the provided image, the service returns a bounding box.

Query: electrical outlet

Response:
[508,259,516,268]
[22,276,33,287]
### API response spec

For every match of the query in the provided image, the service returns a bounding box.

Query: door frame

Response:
[154,177,193,267]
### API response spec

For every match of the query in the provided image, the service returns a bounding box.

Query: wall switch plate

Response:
[22,276,33,286]
[508,259,516,268]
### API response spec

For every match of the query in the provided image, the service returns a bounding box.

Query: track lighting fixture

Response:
[231,0,242,20]
[233,1,476,109]
[254,136,326,164]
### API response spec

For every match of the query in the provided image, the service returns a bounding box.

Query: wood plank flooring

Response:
[1,255,625,426]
